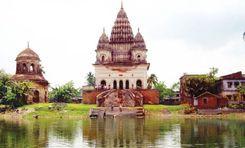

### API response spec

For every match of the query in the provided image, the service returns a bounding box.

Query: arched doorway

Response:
[136,80,142,89]
[100,80,106,89]
[101,55,105,62]
[119,80,123,89]
[33,90,40,103]
[113,80,117,89]
[30,64,35,73]
[125,80,129,89]
[23,63,27,73]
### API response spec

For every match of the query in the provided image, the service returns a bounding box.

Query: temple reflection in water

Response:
[0,118,244,147]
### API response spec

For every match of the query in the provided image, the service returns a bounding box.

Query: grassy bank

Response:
[143,104,188,113]
[0,103,245,120]
[11,103,96,119]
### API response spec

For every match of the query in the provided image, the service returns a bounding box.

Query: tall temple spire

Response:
[121,0,123,9]
[27,41,30,48]
[103,27,105,34]
[110,1,134,43]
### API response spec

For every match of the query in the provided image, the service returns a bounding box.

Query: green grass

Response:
[19,103,96,119]
[144,104,188,113]
[15,103,189,119]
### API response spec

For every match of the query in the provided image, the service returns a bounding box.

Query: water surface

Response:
[0,117,244,147]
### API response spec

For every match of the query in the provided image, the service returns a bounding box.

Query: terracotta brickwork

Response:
[12,46,49,103]
[196,92,227,109]
[82,90,102,104]
[139,89,159,104]
[82,89,159,105]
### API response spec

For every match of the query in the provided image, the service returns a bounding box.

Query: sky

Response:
[0,0,244,88]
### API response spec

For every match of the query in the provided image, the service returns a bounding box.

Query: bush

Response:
[184,107,196,114]
[228,103,245,109]
[49,81,80,103]
[0,70,31,108]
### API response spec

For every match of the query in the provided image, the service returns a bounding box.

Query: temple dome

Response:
[16,47,40,61]
[110,6,134,43]
[133,30,146,49]
[97,30,111,50]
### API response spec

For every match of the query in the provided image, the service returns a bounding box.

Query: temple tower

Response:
[12,44,49,103]
[94,3,149,90]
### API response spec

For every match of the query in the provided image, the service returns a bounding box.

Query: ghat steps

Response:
[96,89,143,107]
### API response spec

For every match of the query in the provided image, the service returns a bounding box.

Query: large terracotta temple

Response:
[83,3,159,106]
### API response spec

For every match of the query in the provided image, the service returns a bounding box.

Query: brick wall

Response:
[82,89,160,105]
[139,89,159,104]
[82,90,102,104]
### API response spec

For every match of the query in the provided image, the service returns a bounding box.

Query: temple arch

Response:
[113,80,117,89]
[125,80,129,89]
[119,80,123,89]
[30,63,35,72]
[23,63,27,73]
[33,90,40,103]
[101,55,105,62]
[136,79,142,89]
[100,80,106,89]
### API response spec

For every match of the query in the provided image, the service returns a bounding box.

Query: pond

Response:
[0,117,244,147]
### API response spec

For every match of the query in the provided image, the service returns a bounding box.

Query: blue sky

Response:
[0,0,244,87]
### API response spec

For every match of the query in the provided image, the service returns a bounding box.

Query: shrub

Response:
[49,81,80,103]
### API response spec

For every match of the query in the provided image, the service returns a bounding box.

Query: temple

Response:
[82,3,159,107]
[94,3,149,90]
[11,44,49,103]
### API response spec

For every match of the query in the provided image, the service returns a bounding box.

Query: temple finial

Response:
[103,27,105,34]
[27,41,30,48]
[121,0,123,9]
[138,27,140,33]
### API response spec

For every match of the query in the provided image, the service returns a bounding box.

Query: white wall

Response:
[94,64,149,89]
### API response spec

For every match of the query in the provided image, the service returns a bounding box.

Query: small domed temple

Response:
[83,3,159,106]
[11,45,49,103]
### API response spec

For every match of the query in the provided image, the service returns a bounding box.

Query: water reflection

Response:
[0,117,244,147]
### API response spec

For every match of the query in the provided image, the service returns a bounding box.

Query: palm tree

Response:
[86,72,95,86]
[147,74,158,89]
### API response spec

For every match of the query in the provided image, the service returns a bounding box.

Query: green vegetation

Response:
[49,81,80,103]
[238,85,245,99]
[0,70,32,108]
[183,67,219,98]
[147,74,158,89]
[144,104,188,113]
[147,73,180,102]
[86,72,95,86]
[20,103,96,119]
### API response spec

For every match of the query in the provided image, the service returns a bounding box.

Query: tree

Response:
[0,70,32,108]
[184,75,212,98]
[147,74,158,89]
[171,82,180,92]
[182,68,219,99]
[154,81,174,102]
[208,67,219,83]
[49,81,80,103]
[86,72,95,86]
[237,85,245,100]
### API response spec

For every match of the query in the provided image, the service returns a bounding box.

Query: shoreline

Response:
[1,107,245,121]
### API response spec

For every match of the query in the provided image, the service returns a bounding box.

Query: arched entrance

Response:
[100,80,106,89]
[101,55,105,62]
[33,90,40,103]
[136,80,142,89]
[113,80,117,89]
[119,80,123,89]
[125,80,129,89]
